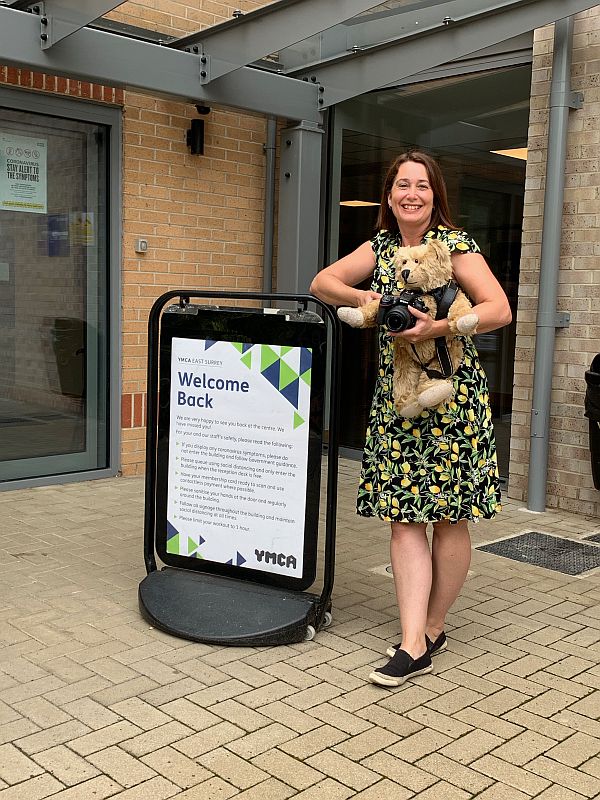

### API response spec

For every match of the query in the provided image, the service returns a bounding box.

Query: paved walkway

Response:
[1,460,600,799]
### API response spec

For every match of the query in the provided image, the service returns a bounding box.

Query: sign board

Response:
[156,305,326,591]
[0,131,47,214]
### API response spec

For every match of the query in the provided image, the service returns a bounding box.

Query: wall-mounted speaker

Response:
[186,118,205,155]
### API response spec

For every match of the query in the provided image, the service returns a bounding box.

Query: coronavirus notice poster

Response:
[165,336,313,580]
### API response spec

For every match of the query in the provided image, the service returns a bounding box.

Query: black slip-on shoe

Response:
[369,648,432,687]
[386,631,447,659]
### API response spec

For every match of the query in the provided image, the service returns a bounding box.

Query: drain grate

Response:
[476,531,600,576]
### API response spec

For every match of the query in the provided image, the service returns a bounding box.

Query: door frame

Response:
[0,86,121,490]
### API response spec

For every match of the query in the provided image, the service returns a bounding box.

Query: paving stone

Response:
[405,706,473,738]
[503,708,575,741]
[0,742,45,784]
[14,721,92,755]
[526,755,600,798]
[453,707,524,739]
[173,721,246,758]
[351,778,412,800]
[30,775,121,799]
[281,725,349,759]
[332,727,399,760]
[140,745,212,789]
[259,702,322,734]
[471,754,552,795]
[67,721,141,756]
[439,729,505,764]
[355,705,422,737]
[157,699,221,732]
[385,728,452,762]
[32,745,100,786]
[416,753,494,794]
[226,722,297,759]
[544,733,600,767]
[208,699,272,732]
[533,787,588,800]
[87,744,157,787]
[98,775,181,799]
[361,752,437,793]
[410,781,471,800]
[291,777,354,800]
[251,748,324,790]
[566,692,600,720]
[13,698,72,728]
[198,747,270,790]
[307,702,372,735]
[471,784,530,800]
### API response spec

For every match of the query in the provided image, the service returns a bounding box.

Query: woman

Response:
[310,151,511,687]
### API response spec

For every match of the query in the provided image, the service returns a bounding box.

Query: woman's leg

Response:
[426,519,471,640]
[390,521,431,658]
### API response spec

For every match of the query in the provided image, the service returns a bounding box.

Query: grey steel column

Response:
[527,16,578,511]
[276,121,324,293]
[262,117,277,294]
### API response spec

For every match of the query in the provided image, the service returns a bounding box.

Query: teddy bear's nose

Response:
[401,269,410,282]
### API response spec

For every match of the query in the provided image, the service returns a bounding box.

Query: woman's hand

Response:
[356,290,382,307]
[389,306,437,343]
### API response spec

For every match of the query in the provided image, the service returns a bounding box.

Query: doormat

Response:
[583,532,600,544]
[475,531,600,576]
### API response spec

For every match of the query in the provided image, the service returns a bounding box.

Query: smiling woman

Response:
[310,148,512,688]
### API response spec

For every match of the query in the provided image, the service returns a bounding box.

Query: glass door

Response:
[327,64,532,477]
[0,106,109,482]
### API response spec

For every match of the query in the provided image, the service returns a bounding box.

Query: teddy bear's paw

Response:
[455,313,479,335]
[337,306,365,328]
[418,381,454,409]
[397,399,423,418]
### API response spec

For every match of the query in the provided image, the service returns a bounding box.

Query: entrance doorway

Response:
[328,64,531,478]
[0,94,118,485]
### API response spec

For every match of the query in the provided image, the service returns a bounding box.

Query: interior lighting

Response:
[339,200,380,207]
[491,148,528,161]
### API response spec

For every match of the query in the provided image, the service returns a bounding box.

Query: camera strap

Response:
[410,281,459,380]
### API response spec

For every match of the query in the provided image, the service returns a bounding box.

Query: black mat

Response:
[583,532,600,544]
[476,531,600,576]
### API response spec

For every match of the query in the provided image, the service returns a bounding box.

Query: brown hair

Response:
[376,150,457,233]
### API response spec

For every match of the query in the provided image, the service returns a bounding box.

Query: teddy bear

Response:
[337,238,479,418]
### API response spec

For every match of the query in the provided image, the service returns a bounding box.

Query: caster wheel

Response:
[322,611,333,628]
[304,625,316,641]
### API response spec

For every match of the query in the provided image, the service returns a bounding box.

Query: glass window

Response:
[329,64,531,477]
[0,107,109,482]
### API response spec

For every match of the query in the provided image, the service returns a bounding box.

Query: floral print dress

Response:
[356,225,502,524]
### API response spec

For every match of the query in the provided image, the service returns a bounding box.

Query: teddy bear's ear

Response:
[427,238,452,262]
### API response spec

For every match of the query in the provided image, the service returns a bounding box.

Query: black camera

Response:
[377,290,429,332]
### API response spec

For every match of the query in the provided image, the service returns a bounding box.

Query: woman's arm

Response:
[398,251,512,343]
[310,240,381,307]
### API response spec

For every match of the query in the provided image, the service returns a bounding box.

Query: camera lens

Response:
[386,307,412,332]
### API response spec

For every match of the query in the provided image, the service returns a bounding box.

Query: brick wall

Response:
[1,1,274,477]
[117,0,272,475]
[509,9,600,515]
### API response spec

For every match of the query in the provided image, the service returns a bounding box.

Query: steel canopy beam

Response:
[0,7,320,121]
[32,1,126,50]
[296,0,598,107]
[171,0,385,83]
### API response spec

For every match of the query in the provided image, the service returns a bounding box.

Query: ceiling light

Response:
[339,200,380,207]
[491,148,528,161]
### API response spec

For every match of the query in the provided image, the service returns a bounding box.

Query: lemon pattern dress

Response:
[357,225,502,523]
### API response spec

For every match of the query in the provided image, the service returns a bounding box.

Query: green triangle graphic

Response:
[301,368,311,386]
[232,342,243,353]
[279,360,298,390]
[281,345,293,356]
[293,412,304,429]
[261,345,279,371]
[166,534,179,554]
[187,536,198,555]
[240,350,252,369]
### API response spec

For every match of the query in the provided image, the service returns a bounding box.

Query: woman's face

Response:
[388,161,434,230]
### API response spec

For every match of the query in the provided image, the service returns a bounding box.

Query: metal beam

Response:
[0,7,320,122]
[30,1,126,50]
[295,0,598,107]
[277,121,324,293]
[171,0,386,83]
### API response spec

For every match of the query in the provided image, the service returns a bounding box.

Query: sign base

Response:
[138,567,324,646]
